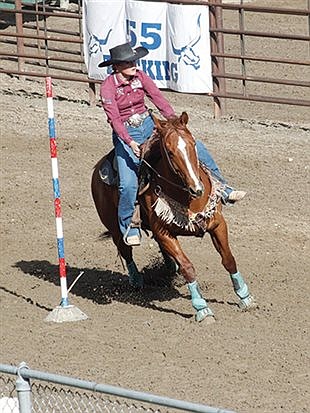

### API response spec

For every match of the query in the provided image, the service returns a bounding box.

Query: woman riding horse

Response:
[98,42,246,247]
[91,111,257,322]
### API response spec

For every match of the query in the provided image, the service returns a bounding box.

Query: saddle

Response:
[99,133,161,192]
[98,149,118,186]
[98,135,160,231]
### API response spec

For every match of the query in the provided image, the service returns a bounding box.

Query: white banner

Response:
[83,0,213,93]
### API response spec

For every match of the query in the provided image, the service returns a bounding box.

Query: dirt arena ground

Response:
[1,1,310,412]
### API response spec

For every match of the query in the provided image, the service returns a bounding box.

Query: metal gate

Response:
[0,0,309,116]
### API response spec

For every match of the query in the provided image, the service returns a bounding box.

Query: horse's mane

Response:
[160,116,188,134]
[141,131,161,164]
[141,116,190,167]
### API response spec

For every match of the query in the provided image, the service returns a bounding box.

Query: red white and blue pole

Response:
[45,76,69,307]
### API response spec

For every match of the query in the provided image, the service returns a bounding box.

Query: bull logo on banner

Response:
[171,14,201,70]
[83,1,212,93]
[87,29,112,57]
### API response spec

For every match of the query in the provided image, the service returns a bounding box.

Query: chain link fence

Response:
[31,383,163,413]
[0,363,236,413]
[0,373,163,413]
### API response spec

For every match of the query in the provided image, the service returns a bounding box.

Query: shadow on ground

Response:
[12,259,194,318]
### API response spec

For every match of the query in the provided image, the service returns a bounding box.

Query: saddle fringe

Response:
[152,195,196,232]
[152,169,225,233]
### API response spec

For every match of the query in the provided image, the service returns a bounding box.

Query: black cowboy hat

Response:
[98,42,149,68]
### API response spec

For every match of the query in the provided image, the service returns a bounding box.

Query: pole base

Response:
[45,305,88,323]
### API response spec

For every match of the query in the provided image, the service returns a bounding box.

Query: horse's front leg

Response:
[210,217,257,310]
[157,233,215,323]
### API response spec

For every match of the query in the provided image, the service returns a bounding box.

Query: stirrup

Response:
[124,234,141,246]
[123,226,141,246]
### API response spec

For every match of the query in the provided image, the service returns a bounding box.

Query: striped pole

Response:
[45,76,68,307]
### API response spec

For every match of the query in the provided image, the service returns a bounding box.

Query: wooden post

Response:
[15,0,25,76]
[209,0,226,118]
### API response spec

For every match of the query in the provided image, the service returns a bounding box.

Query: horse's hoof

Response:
[238,294,258,311]
[127,261,144,288]
[129,273,144,289]
[195,307,215,323]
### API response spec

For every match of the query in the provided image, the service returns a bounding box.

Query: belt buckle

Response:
[128,113,142,127]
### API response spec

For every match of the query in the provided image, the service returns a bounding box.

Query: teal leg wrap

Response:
[127,261,143,288]
[188,281,214,322]
[188,280,207,310]
[231,272,257,310]
[230,271,249,299]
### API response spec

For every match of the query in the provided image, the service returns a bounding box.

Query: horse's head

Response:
[153,112,204,199]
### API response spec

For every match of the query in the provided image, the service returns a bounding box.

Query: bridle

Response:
[141,127,197,195]
[141,158,190,193]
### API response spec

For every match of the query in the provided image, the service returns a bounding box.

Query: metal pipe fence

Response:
[0,0,309,115]
[0,363,236,413]
[208,0,310,116]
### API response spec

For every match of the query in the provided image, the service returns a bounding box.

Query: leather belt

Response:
[124,111,149,128]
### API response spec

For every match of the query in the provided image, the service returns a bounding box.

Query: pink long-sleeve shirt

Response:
[100,69,175,145]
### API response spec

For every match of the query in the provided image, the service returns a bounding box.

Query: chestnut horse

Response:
[91,112,256,322]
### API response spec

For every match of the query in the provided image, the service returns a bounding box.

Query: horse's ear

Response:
[180,111,189,125]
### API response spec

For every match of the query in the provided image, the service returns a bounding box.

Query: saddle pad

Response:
[99,150,117,186]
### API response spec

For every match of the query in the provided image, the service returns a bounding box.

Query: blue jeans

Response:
[113,115,154,237]
[113,117,231,237]
[196,140,232,199]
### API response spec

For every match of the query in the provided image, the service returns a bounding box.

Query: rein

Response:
[141,158,190,193]
[141,125,194,194]
[160,129,180,177]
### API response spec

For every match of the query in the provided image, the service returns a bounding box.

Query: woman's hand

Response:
[129,140,141,158]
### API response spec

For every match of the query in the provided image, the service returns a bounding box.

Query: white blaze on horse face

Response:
[177,136,201,188]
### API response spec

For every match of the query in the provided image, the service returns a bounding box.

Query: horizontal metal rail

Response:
[0,7,81,18]
[118,0,310,16]
[211,53,310,66]
[26,61,86,74]
[0,40,82,57]
[215,72,310,88]
[0,51,84,63]
[0,31,83,43]
[0,1,70,11]
[215,3,310,16]
[1,58,86,74]
[23,23,80,36]
[0,67,94,83]
[211,28,310,41]
[0,50,84,63]
[0,363,236,413]
[211,92,310,107]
